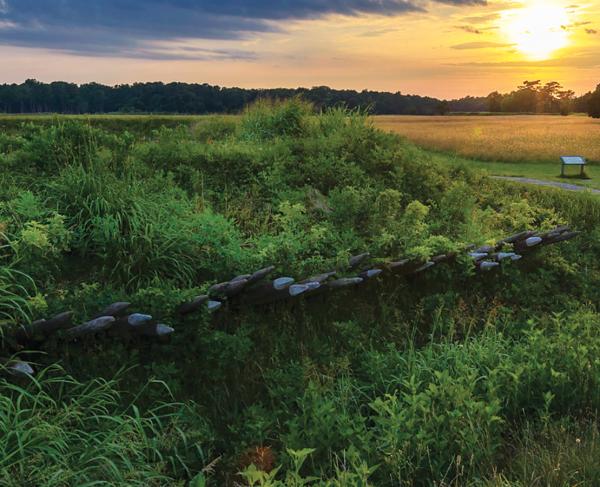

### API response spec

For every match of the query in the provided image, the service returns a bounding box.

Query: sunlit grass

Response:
[374,115,600,164]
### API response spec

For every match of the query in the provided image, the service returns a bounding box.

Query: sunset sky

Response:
[0,0,598,98]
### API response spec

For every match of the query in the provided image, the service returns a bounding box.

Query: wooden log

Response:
[247,266,276,285]
[17,311,74,342]
[239,277,295,305]
[273,277,295,290]
[231,274,251,283]
[499,231,536,245]
[494,252,517,262]
[359,269,383,280]
[536,226,570,240]
[178,295,209,315]
[541,231,580,245]
[133,323,175,338]
[385,259,410,273]
[431,253,456,264]
[478,261,500,272]
[289,284,312,297]
[208,281,231,298]
[207,300,223,313]
[475,245,496,254]
[348,253,370,270]
[93,302,131,319]
[413,261,435,274]
[514,237,543,252]
[469,252,489,261]
[326,277,364,290]
[65,316,116,339]
[7,360,34,378]
[128,314,153,326]
[300,271,336,284]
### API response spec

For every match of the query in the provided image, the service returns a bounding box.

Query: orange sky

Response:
[1,0,599,98]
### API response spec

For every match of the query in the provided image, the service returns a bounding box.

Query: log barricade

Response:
[1,226,579,377]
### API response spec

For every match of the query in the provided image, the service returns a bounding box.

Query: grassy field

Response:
[373,114,600,192]
[373,115,600,164]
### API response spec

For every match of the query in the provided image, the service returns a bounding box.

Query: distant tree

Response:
[557,89,575,116]
[589,85,600,118]
[435,100,450,115]
[486,91,503,112]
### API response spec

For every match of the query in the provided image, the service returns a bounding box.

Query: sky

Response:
[0,0,598,98]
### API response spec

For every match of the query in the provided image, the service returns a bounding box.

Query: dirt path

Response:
[493,176,600,195]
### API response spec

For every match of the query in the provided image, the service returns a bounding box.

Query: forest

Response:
[0,78,598,116]
[1,100,599,486]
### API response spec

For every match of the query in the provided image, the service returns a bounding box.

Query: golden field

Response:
[373,115,600,164]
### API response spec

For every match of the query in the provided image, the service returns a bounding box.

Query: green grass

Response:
[431,155,600,191]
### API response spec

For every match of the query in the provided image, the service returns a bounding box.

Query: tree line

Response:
[0,78,598,117]
[0,79,441,115]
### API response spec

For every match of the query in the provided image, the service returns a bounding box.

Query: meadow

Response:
[373,115,600,164]
[1,103,600,486]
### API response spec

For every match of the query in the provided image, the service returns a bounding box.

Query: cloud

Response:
[451,41,511,49]
[0,0,486,59]
[586,28,598,35]
[456,25,484,34]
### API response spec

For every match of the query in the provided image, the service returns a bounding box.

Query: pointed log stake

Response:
[414,262,436,274]
[134,323,175,338]
[224,279,249,298]
[386,259,410,273]
[359,269,383,280]
[536,226,570,240]
[208,281,231,298]
[207,301,222,313]
[289,284,311,297]
[128,314,153,326]
[326,277,364,290]
[499,231,536,246]
[231,274,251,283]
[7,361,34,378]
[525,237,543,247]
[348,253,370,270]
[478,261,500,272]
[475,245,495,254]
[178,295,209,315]
[247,266,276,285]
[239,277,295,305]
[93,302,131,319]
[300,271,336,284]
[469,252,489,261]
[273,277,295,290]
[431,253,456,264]
[17,311,74,341]
[543,231,580,244]
[495,252,517,261]
[65,316,116,339]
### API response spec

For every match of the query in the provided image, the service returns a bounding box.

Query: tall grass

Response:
[0,364,211,486]
[375,115,600,163]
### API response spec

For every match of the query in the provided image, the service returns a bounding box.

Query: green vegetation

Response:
[1,100,599,485]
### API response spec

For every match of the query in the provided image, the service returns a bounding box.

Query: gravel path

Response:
[493,176,600,195]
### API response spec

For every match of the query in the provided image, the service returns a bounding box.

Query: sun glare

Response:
[502,2,571,60]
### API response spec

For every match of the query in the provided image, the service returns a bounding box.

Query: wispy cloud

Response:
[452,41,512,49]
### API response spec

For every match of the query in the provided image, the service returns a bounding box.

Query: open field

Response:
[373,115,600,164]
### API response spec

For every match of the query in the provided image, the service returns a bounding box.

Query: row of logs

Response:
[1,226,579,379]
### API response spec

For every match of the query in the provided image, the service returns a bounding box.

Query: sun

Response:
[502,2,571,60]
